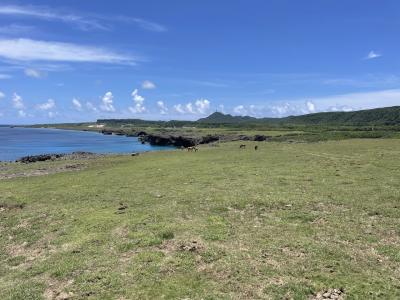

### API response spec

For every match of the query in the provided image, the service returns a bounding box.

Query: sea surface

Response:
[0,127,172,161]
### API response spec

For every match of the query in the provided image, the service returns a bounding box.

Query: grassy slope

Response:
[1,140,400,299]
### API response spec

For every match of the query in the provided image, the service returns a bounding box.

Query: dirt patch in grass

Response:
[44,278,74,300]
[0,163,86,180]
[159,239,205,254]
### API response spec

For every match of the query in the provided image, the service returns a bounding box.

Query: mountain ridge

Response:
[197,106,400,126]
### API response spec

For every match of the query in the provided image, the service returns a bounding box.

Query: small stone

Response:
[56,292,70,300]
[323,292,331,298]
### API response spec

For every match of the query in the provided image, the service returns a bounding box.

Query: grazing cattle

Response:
[239,144,246,149]
[254,145,258,150]
[187,146,198,152]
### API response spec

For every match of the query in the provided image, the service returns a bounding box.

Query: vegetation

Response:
[1,139,400,299]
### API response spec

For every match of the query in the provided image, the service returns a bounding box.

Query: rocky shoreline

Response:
[15,152,102,163]
[101,129,271,147]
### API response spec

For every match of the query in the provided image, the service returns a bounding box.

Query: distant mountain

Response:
[197,106,400,126]
[197,112,257,123]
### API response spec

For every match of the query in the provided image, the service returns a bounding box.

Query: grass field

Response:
[1,139,400,299]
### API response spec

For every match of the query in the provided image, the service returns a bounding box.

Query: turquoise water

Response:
[0,127,173,161]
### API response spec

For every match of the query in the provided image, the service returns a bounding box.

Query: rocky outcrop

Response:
[139,134,198,147]
[137,132,268,147]
[16,154,65,163]
[16,152,98,163]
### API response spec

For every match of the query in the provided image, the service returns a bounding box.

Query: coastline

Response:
[25,124,272,147]
[1,127,175,162]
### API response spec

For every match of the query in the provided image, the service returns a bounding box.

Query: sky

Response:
[0,0,399,124]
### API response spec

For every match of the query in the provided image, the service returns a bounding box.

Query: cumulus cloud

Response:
[186,102,195,114]
[37,99,56,110]
[306,101,316,113]
[0,91,4,99]
[366,50,381,60]
[174,104,185,114]
[12,92,24,109]
[233,105,247,115]
[24,68,42,78]
[141,80,156,89]
[195,99,210,114]
[72,98,82,111]
[270,102,317,117]
[174,99,211,115]
[0,39,135,64]
[100,91,115,112]
[18,110,26,117]
[157,101,168,114]
[129,89,146,113]
[86,101,97,112]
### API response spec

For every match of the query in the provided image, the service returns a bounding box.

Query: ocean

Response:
[0,127,172,161]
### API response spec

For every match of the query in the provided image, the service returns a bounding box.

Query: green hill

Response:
[198,106,400,126]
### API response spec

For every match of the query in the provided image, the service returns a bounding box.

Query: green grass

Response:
[1,139,400,299]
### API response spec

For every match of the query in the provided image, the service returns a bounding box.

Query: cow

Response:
[239,144,246,149]
[187,146,198,152]
[255,145,258,150]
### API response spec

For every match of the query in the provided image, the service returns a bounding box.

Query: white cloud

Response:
[174,104,185,114]
[157,101,168,114]
[0,5,107,31]
[129,89,146,113]
[186,102,195,114]
[130,18,167,32]
[100,91,115,112]
[327,105,354,112]
[174,99,211,115]
[0,5,167,32]
[86,101,97,112]
[270,102,317,117]
[37,99,55,110]
[0,74,11,79]
[72,98,82,111]
[141,80,156,89]
[18,110,26,117]
[24,68,42,78]
[12,93,24,109]
[0,23,35,35]
[366,51,381,60]
[0,91,4,99]
[195,99,210,114]
[306,101,316,113]
[0,39,135,64]
[233,105,247,115]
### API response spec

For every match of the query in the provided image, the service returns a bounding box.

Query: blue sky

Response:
[0,0,399,124]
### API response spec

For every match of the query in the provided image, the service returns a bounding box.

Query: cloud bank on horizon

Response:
[0,1,398,123]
